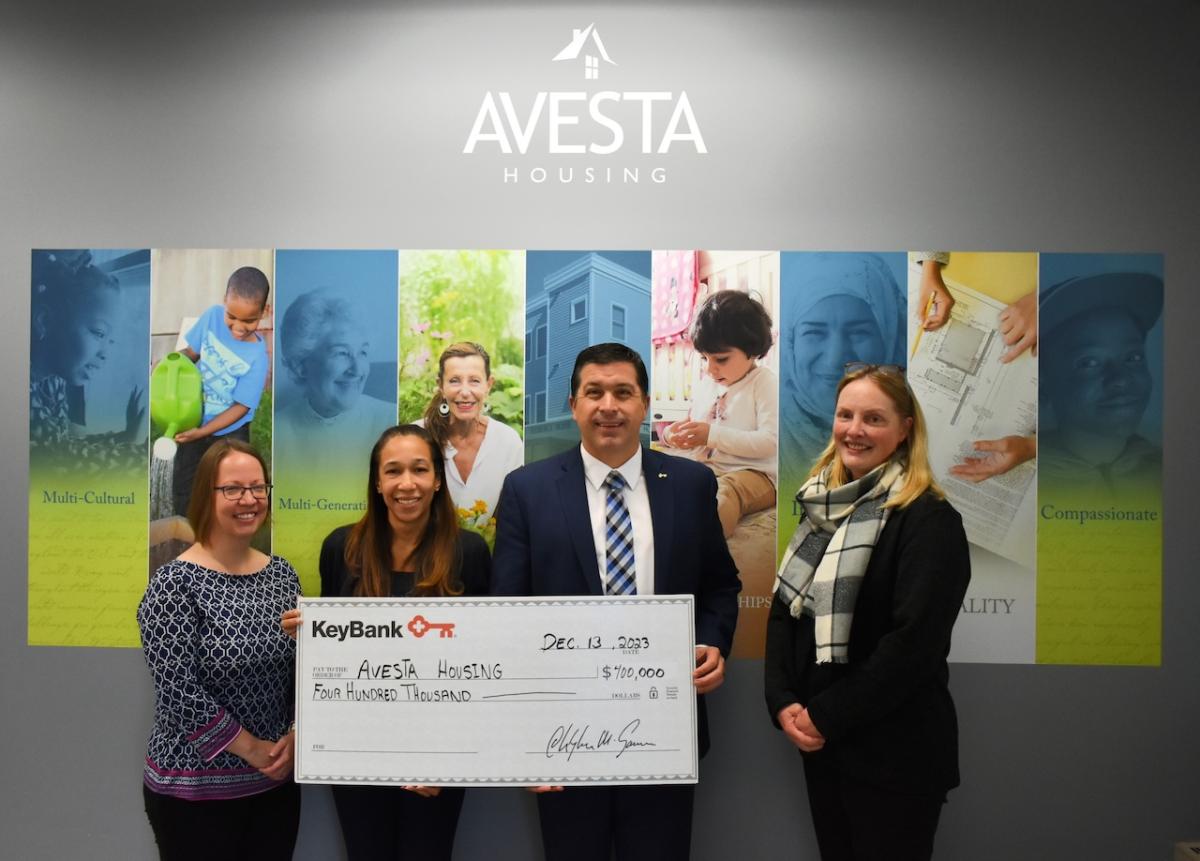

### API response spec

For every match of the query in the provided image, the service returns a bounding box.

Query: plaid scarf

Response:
[774,458,906,664]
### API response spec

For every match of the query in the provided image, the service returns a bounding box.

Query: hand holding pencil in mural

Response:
[917,256,955,331]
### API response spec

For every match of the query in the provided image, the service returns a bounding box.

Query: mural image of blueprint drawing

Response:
[908,264,1038,570]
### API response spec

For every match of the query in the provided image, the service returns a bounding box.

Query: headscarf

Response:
[779,253,906,461]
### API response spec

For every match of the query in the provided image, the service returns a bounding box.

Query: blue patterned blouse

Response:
[138,556,300,800]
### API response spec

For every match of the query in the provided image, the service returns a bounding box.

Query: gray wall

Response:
[2,1,1197,858]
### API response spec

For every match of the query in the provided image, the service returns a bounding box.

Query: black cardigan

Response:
[764,492,970,796]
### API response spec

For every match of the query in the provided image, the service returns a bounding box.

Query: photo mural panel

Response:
[147,249,276,579]
[23,248,1165,665]
[273,250,399,597]
[907,252,1039,663]
[29,249,151,646]
[650,251,780,658]
[1035,253,1163,665]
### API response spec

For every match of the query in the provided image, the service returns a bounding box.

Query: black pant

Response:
[143,782,301,861]
[171,425,250,516]
[331,784,465,861]
[537,784,695,861]
[802,752,944,861]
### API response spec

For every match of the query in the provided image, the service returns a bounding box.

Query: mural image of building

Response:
[524,251,651,463]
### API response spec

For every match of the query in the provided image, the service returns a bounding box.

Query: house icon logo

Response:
[552,24,616,80]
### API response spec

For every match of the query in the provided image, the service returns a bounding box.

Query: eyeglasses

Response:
[214,484,273,501]
[844,362,906,376]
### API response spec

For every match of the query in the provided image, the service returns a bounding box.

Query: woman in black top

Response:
[284,424,490,860]
[765,365,970,861]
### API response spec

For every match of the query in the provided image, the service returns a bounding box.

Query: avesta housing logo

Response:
[463,24,707,185]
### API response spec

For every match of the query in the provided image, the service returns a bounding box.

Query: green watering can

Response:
[150,352,202,459]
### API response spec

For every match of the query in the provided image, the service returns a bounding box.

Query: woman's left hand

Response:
[403,785,442,798]
[258,730,295,781]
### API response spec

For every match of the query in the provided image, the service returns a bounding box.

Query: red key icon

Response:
[407,614,456,639]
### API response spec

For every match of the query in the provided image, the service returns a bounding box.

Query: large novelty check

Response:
[294,595,698,786]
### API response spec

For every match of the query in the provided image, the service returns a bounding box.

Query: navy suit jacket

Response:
[491,445,741,756]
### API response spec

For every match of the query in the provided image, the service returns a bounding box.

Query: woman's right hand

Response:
[777,703,825,753]
[281,608,302,640]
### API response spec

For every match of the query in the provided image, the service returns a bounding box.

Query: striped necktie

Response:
[603,470,637,596]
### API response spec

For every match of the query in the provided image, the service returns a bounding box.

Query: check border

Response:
[295,595,699,786]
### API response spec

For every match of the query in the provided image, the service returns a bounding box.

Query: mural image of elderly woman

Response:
[420,342,524,533]
[782,253,906,466]
[276,288,398,476]
[1038,272,1163,496]
[29,249,145,470]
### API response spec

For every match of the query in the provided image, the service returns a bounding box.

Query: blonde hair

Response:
[808,365,943,509]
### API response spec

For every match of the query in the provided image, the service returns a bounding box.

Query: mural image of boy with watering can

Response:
[146,252,275,576]
[167,266,271,517]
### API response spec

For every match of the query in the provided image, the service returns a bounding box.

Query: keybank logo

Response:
[310,620,405,640]
[463,24,707,185]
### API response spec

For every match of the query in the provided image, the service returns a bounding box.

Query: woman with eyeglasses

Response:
[764,364,970,861]
[138,438,301,860]
[281,424,490,860]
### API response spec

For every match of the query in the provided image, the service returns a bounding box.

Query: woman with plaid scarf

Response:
[765,364,970,861]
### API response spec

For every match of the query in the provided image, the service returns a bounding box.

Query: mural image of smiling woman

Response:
[275,287,398,478]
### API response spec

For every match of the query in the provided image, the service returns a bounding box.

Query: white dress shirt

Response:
[579,445,655,595]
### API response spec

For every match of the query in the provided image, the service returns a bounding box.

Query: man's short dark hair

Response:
[225,266,271,310]
[570,342,649,398]
[691,290,774,358]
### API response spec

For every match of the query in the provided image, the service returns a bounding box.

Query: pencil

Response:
[911,292,936,359]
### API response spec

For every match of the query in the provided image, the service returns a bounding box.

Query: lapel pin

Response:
[658,472,668,478]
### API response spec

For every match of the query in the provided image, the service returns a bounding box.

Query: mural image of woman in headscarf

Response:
[779,252,905,468]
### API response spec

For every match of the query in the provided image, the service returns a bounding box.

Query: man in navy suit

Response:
[492,342,741,861]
